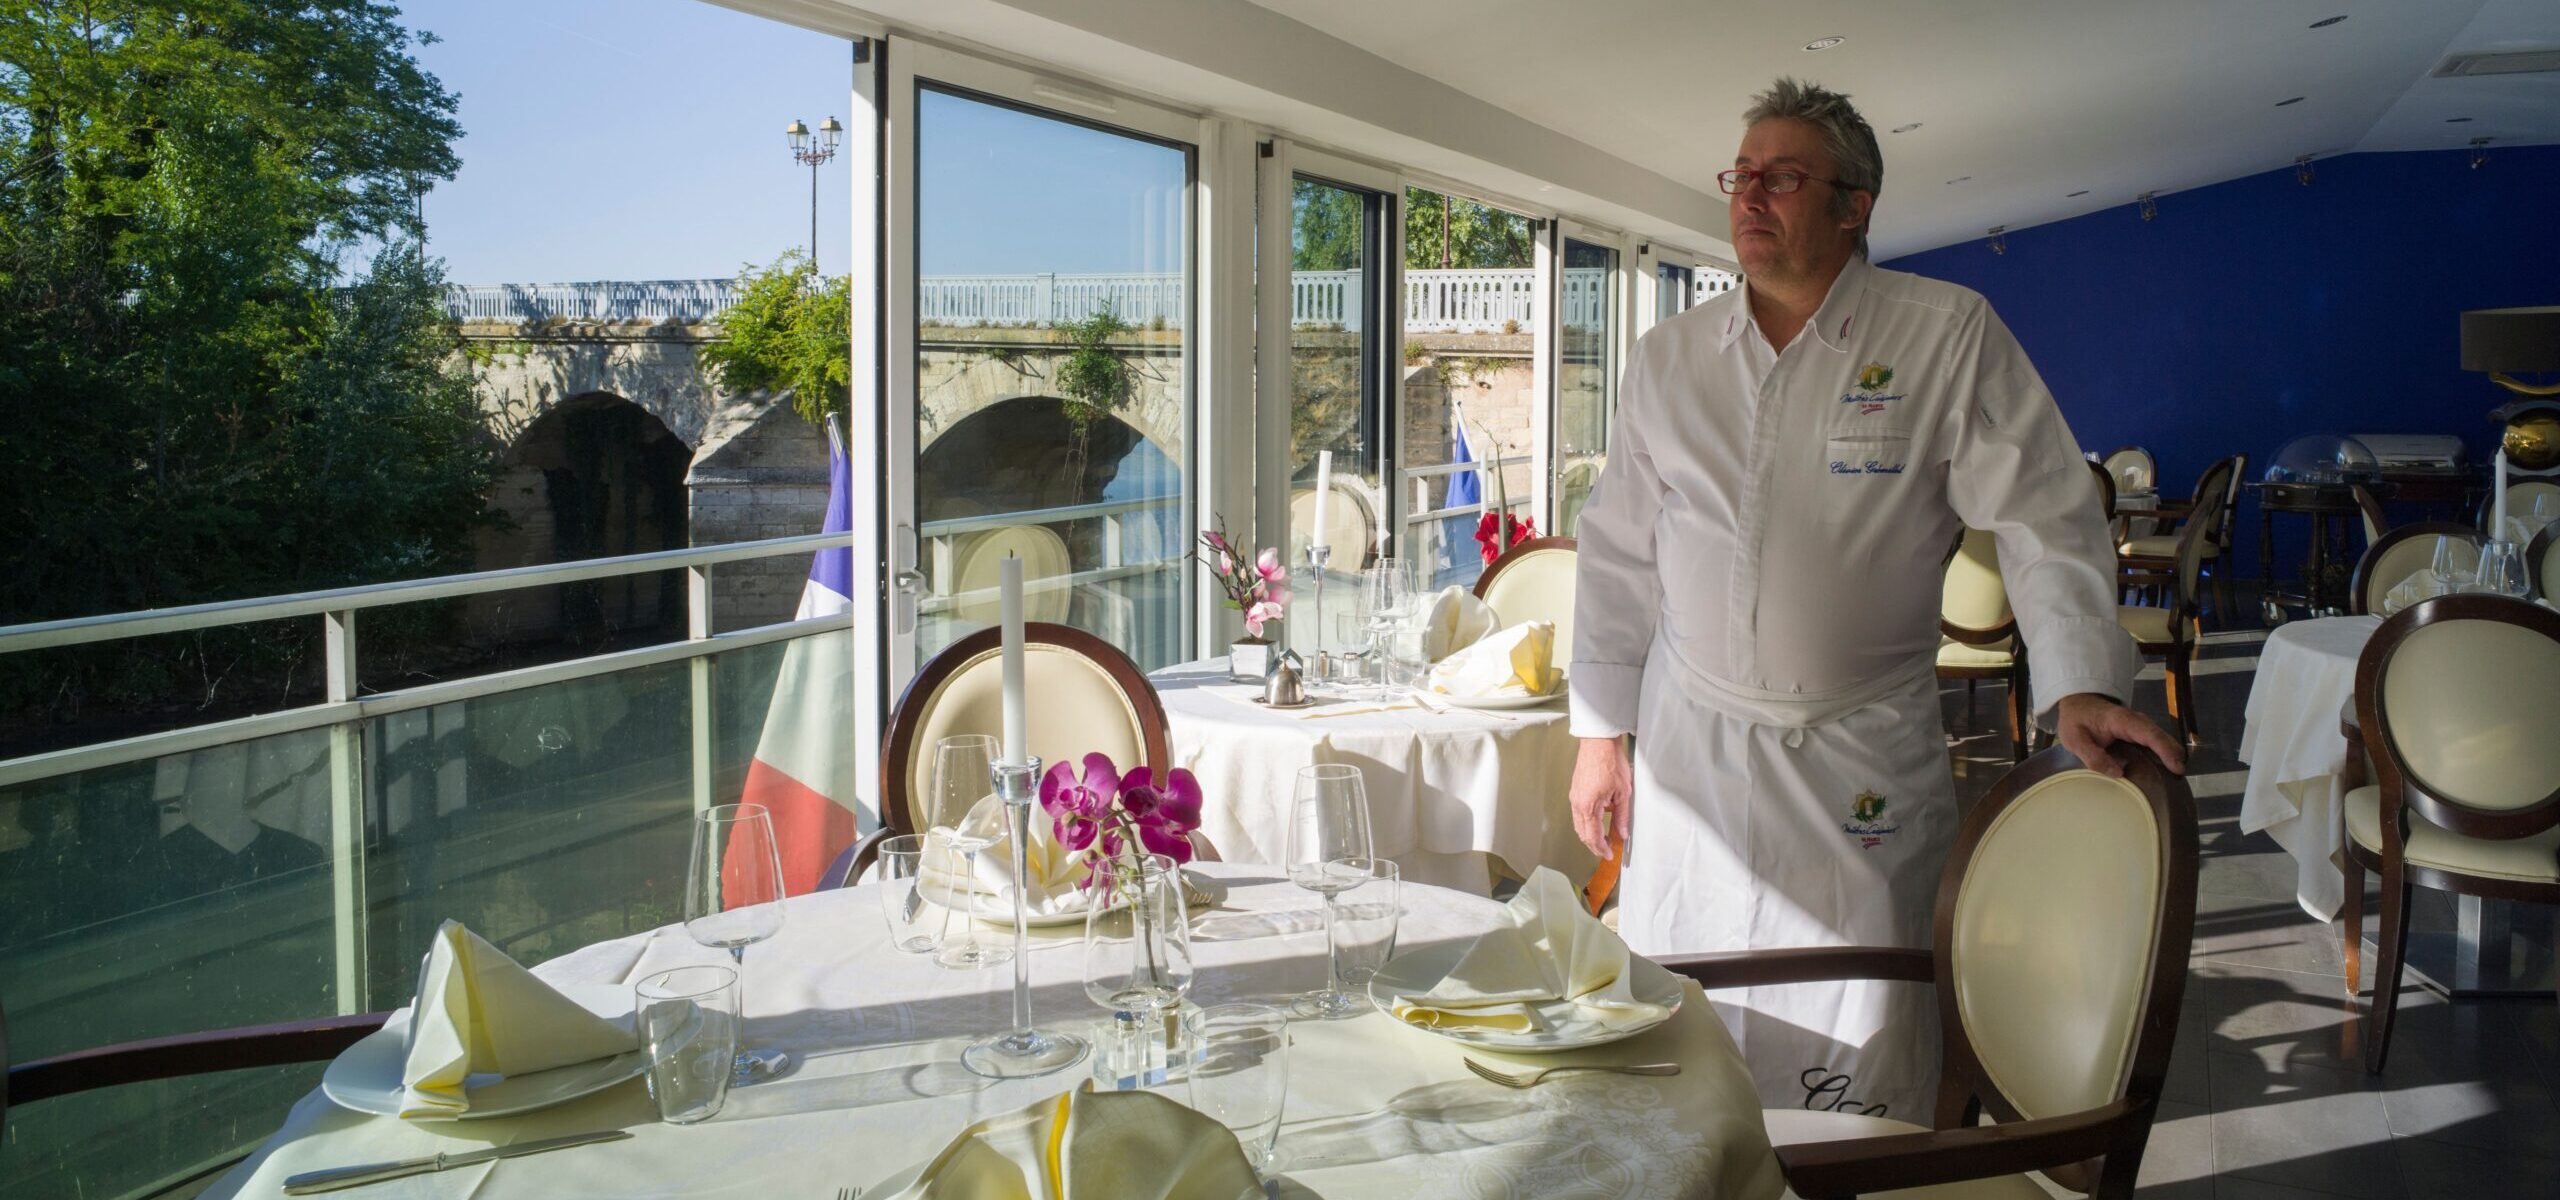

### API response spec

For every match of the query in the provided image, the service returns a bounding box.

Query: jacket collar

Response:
[1719,254,1873,354]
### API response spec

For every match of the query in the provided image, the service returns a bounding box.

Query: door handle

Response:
[891,523,926,592]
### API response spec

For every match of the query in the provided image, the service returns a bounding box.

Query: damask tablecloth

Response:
[205,864,1781,1200]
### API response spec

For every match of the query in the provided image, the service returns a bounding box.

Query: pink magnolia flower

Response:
[1244,599,1285,637]
[1254,548,1287,586]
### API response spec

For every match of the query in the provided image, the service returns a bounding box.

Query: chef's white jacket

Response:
[1569,255,2135,735]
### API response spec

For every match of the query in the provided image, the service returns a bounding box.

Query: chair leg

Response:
[2339,851,2365,997]
[2362,866,2414,1074]
[2167,645,2199,748]
[2005,665,2027,762]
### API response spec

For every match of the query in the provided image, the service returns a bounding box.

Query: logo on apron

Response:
[1843,790,1900,848]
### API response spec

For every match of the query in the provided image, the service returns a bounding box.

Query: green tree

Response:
[0,1,488,719]
[1403,186,1533,271]
[694,250,852,427]
[1291,179,1363,272]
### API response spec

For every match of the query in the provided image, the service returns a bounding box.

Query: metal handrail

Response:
[916,494,1176,539]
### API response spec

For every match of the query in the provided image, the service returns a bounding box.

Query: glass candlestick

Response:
[1307,543,1333,685]
[959,756,1089,1079]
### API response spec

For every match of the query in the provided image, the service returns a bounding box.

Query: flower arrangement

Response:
[1040,753,1203,889]
[1199,518,1288,639]
[1475,510,1540,565]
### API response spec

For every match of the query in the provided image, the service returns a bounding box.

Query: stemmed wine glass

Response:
[928,734,1013,969]
[683,803,790,1084]
[1362,558,1415,699]
[1286,763,1377,1019]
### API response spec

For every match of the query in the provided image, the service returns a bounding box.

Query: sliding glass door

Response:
[1553,230,1620,538]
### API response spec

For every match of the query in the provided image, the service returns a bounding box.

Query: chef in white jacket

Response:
[1568,78,2185,1121]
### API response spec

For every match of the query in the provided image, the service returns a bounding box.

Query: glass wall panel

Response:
[1400,188,1538,593]
[1555,237,1622,537]
[1657,262,1695,323]
[1285,176,1385,658]
[912,88,1191,671]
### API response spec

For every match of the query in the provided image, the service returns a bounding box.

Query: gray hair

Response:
[1743,77,1883,258]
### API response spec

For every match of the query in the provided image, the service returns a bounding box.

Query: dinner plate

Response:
[1432,685,1566,711]
[1366,940,1684,1054]
[322,982,648,1120]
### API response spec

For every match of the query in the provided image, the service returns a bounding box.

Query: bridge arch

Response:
[471,391,692,644]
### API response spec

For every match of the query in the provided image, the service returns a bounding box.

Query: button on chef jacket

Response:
[1568,255,2135,738]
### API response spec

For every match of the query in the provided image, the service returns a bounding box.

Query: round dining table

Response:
[1149,661,1593,896]
[204,864,1780,1200]
[2238,614,2381,920]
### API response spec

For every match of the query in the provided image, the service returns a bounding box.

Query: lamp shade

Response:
[2460,306,2560,373]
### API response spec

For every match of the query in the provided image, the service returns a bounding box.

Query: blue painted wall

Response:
[1882,144,2560,581]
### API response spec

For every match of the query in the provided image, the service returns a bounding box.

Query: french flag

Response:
[737,419,871,895]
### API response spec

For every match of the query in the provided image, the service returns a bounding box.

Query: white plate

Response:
[1366,941,1684,1054]
[322,982,648,1120]
[1431,686,1566,711]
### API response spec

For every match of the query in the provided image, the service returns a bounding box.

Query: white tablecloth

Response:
[206,864,1781,1200]
[2238,615,2381,920]
[1153,661,1592,895]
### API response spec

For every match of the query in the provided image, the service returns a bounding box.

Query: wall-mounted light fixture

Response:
[2470,137,2493,169]
[2295,154,2316,186]
[1987,227,2007,255]
[2137,192,2158,221]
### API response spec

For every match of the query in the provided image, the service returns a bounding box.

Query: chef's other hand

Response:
[1570,736,1633,859]
[2055,692,2186,778]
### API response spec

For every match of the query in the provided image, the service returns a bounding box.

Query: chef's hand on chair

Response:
[1571,736,1634,859]
[2055,693,2187,777]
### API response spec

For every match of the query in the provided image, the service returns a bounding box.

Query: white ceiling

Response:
[1241,0,2560,258]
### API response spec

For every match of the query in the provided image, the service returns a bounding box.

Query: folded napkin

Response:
[1426,620,1559,699]
[920,794,1095,919]
[400,921,638,1119]
[2379,570,2453,617]
[880,1083,1262,1200]
[1420,585,1500,662]
[1390,867,1667,1035]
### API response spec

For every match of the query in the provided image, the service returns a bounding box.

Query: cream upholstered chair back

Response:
[2363,597,2560,832]
[2350,484,2389,549]
[2482,480,2560,537]
[1940,747,2194,1134]
[1289,479,1377,570]
[951,524,1074,624]
[2171,459,2235,604]
[2101,446,2156,494]
[1474,536,1578,655]
[2532,524,2560,602]
[883,624,1168,837]
[2349,522,2482,616]
[1940,528,2013,637]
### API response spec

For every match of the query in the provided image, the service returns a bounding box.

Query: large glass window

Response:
[1555,236,1621,537]
[1658,261,1695,323]
[1400,188,1538,593]
[1284,176,1390,656]
[910,89,1192,670]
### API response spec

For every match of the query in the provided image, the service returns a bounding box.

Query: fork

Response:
[1461,1058,1680,1088]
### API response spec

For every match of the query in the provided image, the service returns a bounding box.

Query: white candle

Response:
[2493,448,2509,541]
[998,553,1028,768]
[1309,450,1333,553]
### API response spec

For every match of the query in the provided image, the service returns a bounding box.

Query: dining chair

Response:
[2119,455,2240,621]
[3,996,387,1147]
[2349,483,2389,550]
[2530,522,2560,601]
[1290,477,1379,572]
[2100,445,2157,496]
[2117,458,2234,748]
[2085,460,2118,540]
[1656,744,2195,1200]
[2475,479,2560,539]
[1473,534,1578,654]
[830,622,1176,886]
[2346,522,2482,617]
[2335,595,2560,1074]
[1938,527,2028,761]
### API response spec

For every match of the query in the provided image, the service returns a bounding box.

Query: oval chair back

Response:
[1290,478,1378,572]
[2085,460,2117,535]
[2532,523,2560,602]
[2478,480,2560,540]
[2358,596,2560,846]
[2350,484,2389,550]
[1936,745,2196,1194]
[2210,453,2248,556]
[1474,536,1578,655]
[1940,528,2014,642]
[2348,522,2483,616]
[2101,445,2156,495]
[2171,458,2236,612]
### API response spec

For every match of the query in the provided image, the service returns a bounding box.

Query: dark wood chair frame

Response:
[2122,458,2234,748]
[2345,522,2482,617]
[2528,522,2559,603]
[4,999,387,1144]
[1939,591,2030,765]
[1654,745,2197,1200]
[2349,483,2390,551]
[2336,595,2560,1074]
[1470,534,1578,601]
[834,622,1176,886]
[2121,455,2241,619]
[2473,482,2560,537]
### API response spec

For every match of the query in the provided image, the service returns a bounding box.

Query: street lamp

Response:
[785,116,842,266]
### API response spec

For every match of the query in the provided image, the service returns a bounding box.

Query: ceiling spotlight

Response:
[2066,189,2090,198]
[1890,122,1923,133]
[2309,15,2348,28]
[2275,96,2306,107]
[1803,36,1845,51]
[1987,227,2007,255]
[2446,116,2475,123]
[2137,192,2158,221]
[2295,154,2315,185]
[1945,176,1971,185]
[2471,136,2492,169]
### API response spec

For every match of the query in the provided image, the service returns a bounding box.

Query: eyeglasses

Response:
[1717,168,1851,196]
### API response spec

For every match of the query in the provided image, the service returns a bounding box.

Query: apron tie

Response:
[1782,727,1807,749]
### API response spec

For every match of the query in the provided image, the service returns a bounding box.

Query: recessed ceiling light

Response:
[2309,15,2348,29]
[1803,36,1845,51]
[1890,122,1923,133]
[2067,190,2090,198]
[2446,116,2475,123]
[2275,96,2306,106]
[1945,176,1971,184]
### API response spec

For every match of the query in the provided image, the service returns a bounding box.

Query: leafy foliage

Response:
[1403,187,1533,271]
[694,250,851,426]
[1291,179,1364,271]
[1052,303,1135,437]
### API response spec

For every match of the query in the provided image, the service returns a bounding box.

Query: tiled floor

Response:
[1938,610,2559,1200]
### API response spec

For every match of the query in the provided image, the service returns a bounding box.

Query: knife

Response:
[282,1130,633,1194]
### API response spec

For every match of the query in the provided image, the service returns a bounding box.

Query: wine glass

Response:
[2428,536,2472,594]
[2473,541,2531,599]
[1362,558,1416,698]
[927,734,1013,970]
[683,803,790,1084]
[1286,764,1376,1019]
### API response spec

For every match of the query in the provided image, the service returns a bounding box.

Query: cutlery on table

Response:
[281,1130,633,1194]
[1461,1058,1680,1089]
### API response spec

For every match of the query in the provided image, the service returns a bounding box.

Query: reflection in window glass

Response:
[913,89,1191,671]
[1658,262,1694,324]
[1400,188,1537,594]
[1555,238,1620,538]
[1285,177,1383,658]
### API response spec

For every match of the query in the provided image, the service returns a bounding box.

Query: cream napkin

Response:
[2379,570,2452,617]
[399,921,638,1119]
[1426,620,1559,699]
[1391,867,1667,1035]
[1419,585,1500,662]
[878,1083,1263,1200]
[920,794,1095,920]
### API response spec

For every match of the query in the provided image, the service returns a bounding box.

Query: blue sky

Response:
[393,1,1187,284]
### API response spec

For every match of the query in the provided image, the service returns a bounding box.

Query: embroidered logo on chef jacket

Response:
[1840,362,1906,416]
[1843,790,1900,847]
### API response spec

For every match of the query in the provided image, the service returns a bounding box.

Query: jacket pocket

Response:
[1822,429,1911,478]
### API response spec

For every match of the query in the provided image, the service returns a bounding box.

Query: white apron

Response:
[1618,641,1955,1123]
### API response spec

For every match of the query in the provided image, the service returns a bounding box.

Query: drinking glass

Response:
[2473,541,2531,598]
[636,965,739,1125]
[875,834,940,954]
[928,734,1013,970]
[1287,764,1376,1019]
[1327,858,1401,992]
[1085,853,1194,1090]
[2429,536,2473,592]
[1362,558,1417,698]
[2533,490,2559,535]
[1185,1003,1291,1177]
[682,803,788,1083]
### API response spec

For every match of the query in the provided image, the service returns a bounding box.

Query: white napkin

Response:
[920,794,1095,919]
[878,1083,1262,1200]
[1419,586,1500,662]
[1390,867,1666,1035]
[1426,620,1559,699]
[399,921,638,1119]
[2379,570,2452,617]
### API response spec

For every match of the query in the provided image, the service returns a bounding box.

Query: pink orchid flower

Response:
[1038,752,1123,852]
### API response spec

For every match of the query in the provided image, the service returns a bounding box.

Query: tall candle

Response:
[1309,451,1333,552]
[999,554,1027,768]
[2493,448,2509,541]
